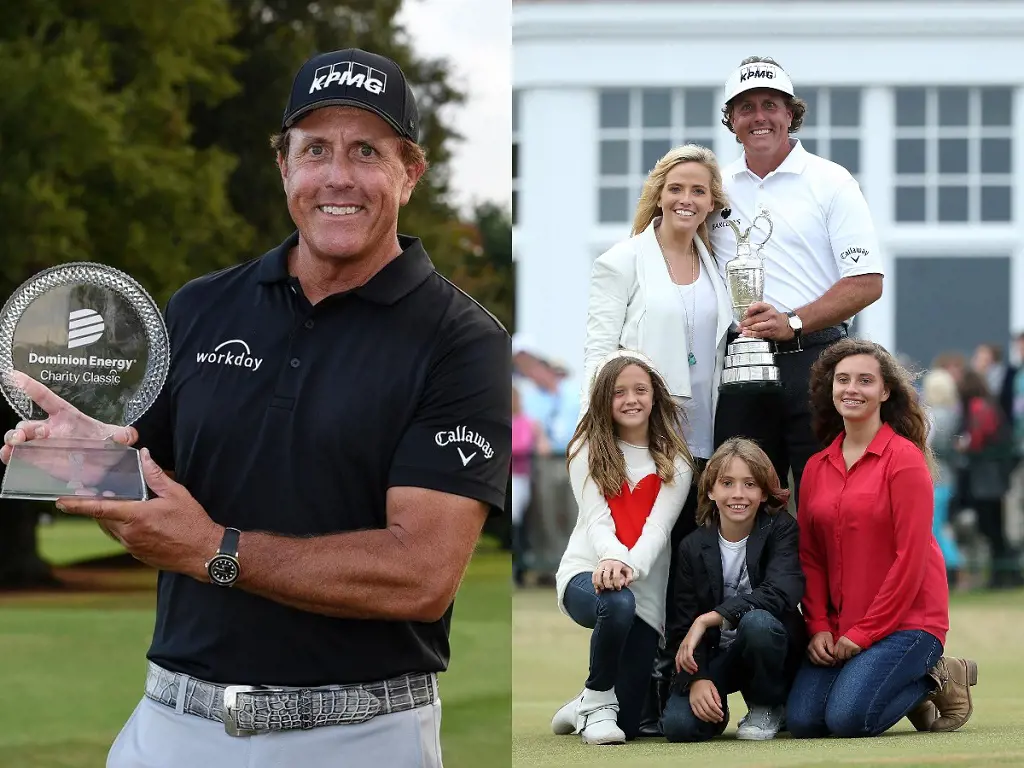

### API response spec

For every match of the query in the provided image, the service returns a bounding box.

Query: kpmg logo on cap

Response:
[309,61,387,96]
[739,64,778,83]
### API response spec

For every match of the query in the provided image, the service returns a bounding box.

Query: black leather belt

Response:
[774,324,848,354]
[728,324,847,355]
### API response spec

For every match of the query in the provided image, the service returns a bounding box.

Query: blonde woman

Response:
[583,144,733,448]
[582,144,734,734]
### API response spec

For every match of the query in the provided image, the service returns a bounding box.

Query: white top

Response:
[709,140,884,315]
[582,218,734,423]
[556,440,692,638]
[674,266,717,459]
[718,533,751,650]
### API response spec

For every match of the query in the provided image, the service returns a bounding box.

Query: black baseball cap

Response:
[281,49,420,142]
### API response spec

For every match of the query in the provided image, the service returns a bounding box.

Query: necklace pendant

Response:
[688,352,697,366]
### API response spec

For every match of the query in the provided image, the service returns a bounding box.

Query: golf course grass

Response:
[513,586,1024,767]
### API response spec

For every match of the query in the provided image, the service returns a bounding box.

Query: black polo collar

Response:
[257,231,436,305]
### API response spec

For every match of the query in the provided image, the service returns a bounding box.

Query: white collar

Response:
[728,138,809,179]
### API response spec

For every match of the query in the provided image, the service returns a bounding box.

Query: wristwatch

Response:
[786,311,804,340]
[206,527,241,587]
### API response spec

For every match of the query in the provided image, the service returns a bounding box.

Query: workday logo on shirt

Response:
[196,339,264,372]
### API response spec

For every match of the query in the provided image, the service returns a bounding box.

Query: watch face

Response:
[208,555,239,585]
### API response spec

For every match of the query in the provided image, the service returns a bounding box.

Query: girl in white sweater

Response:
[550,351,694,745]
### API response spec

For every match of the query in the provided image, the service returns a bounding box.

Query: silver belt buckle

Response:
[223,685,284,737]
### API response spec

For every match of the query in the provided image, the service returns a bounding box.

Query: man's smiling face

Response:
[278,106,422,263]
[729,88,794,156]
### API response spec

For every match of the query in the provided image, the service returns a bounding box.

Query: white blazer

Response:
[581,218,734,417]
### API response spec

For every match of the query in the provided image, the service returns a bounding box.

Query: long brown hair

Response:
[809,338,937,477]
[696,438,789,527]
[568,353,693,498]
[631,144,729,256]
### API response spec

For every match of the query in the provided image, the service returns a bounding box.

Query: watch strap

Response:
[219,527,241,558]
[786,311,803,337]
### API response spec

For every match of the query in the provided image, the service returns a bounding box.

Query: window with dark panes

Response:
[893,86,1014,223]
[596,87,717,223]
[796,87,863,178]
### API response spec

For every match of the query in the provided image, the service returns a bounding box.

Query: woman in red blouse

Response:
[786,339,978,738]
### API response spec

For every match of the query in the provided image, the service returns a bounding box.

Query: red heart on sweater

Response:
[607,474,662,548]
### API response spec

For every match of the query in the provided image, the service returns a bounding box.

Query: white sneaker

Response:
[737,704,785,740]
[577,688,626,745]
[550,691,583,735]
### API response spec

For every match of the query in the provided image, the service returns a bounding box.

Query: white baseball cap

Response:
[724,60,795,105]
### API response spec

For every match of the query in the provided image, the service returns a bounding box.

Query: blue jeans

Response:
[787,630,943,738]
[661,610,792,743]
[562,572,660,739]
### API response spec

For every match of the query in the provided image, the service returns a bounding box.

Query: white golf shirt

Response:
[709,140,884,316]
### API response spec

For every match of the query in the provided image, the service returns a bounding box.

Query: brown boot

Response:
[906,699,937,731]
[926,657,978,732]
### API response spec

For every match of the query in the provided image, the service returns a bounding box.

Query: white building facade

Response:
[512,0,1024,376]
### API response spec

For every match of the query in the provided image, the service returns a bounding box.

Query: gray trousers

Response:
[106,690,443,767]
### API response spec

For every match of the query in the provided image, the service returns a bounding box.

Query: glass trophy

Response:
[0,263,169,501]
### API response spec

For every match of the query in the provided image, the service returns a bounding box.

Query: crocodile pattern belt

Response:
[144,661,436,736]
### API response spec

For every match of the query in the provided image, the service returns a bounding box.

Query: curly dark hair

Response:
[721,56,808,139]
[808,338,936,477]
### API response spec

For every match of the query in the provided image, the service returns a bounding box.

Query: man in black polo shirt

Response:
[2,48,510,767]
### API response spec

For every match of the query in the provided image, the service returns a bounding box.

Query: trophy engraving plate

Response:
[0,263,170,500]
[724,352,777,368]
[721,366,782,386]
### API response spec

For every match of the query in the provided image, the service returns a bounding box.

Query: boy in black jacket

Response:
[662,438,806,742]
